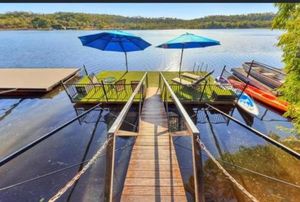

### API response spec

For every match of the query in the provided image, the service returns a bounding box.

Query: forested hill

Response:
[0,12,275,30]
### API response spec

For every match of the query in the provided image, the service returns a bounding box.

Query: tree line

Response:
[0,12,275,30]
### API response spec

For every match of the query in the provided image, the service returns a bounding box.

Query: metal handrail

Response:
[160,73,199,135]
[107,72,147,134]
[159,72,201,202]
[107,72,148,202]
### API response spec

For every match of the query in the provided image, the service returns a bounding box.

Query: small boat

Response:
[231,67,277,95]
[228,78,288,112]
[216,76,259,116]
[243,61,285,89]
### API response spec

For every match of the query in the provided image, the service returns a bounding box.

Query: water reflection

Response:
[193,106,300,202]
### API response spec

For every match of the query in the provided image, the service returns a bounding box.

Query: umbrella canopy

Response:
[79,30,151,72]
[157,32,220,75]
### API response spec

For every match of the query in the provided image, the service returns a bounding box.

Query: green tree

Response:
[31,17,49,28]
[273,3,300,134]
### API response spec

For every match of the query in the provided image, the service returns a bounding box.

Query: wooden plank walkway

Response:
[121,87,187,202]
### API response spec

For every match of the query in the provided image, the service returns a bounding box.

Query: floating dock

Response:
[121,87,187,201]
[0,68,79,94]
[64,71,235,105]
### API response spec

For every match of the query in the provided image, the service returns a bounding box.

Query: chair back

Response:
[115,79,126,92]
[88,73,99,84]
[192,70,214,86]
[131,81,140,92]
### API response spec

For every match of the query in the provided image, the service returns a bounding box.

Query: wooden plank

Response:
[170,130,192,137]
[126,170,180,179]
[122,186,186,195]
[121,195,187,202]
[116,130,138,137]
[124,178,185,186]
[121,87,187,202]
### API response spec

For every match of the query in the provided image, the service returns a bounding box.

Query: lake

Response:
[0,29,299,202]
[0,29,283,74]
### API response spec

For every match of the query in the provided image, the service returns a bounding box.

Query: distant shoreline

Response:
[0,28,275,31]
[0,12,274,30]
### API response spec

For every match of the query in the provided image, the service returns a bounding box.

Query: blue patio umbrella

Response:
[79,30,151,72]
[157,32,220,76]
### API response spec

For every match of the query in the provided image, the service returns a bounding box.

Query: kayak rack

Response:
[206,103,300,160]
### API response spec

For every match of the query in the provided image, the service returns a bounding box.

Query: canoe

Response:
[243,61,285,89]
[231,67,277,95]
[216,76,259,116]
[228,78,288,112]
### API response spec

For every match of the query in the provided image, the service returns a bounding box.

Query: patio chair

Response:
[172,70,214,88]
[87,73,102,92]
[115,79,127,97]
[131,81,141,92]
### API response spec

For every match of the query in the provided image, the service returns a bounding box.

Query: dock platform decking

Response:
[0,68,79,93]
[66,71,235,105]
[121,87,187,201]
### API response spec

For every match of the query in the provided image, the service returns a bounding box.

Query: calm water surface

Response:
[0,29,299,202]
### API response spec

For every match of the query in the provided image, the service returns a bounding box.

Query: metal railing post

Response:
[108,132,116,202]
[61,81,74,102]
[83,65,89,76]
[101,80,109,103]
[199,80,208,102]
[237,81,249,102]
[220,65,226,78]
[246,60,254,78]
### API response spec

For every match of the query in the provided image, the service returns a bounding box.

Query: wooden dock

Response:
[121,87,187,201]
[0,68,79,94]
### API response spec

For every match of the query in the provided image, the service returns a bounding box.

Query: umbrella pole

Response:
[179,48,184,79]
[125,52,128,72]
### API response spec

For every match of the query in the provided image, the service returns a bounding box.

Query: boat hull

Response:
[243,62,284,89]
[216,76,259,116]
[228,78,288,112]
[231,67,276,95]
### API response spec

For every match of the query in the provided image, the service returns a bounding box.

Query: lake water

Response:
[0,29,300,202]
[0,29,283,74]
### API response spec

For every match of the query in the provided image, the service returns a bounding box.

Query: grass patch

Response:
[74,70,234,103]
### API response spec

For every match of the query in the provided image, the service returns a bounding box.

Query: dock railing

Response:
[159,72,202,202]
[106,72,148,202]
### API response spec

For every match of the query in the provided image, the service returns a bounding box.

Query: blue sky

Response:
[0,3,277,19]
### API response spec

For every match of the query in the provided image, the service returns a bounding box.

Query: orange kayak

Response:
[228,79,288,112]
